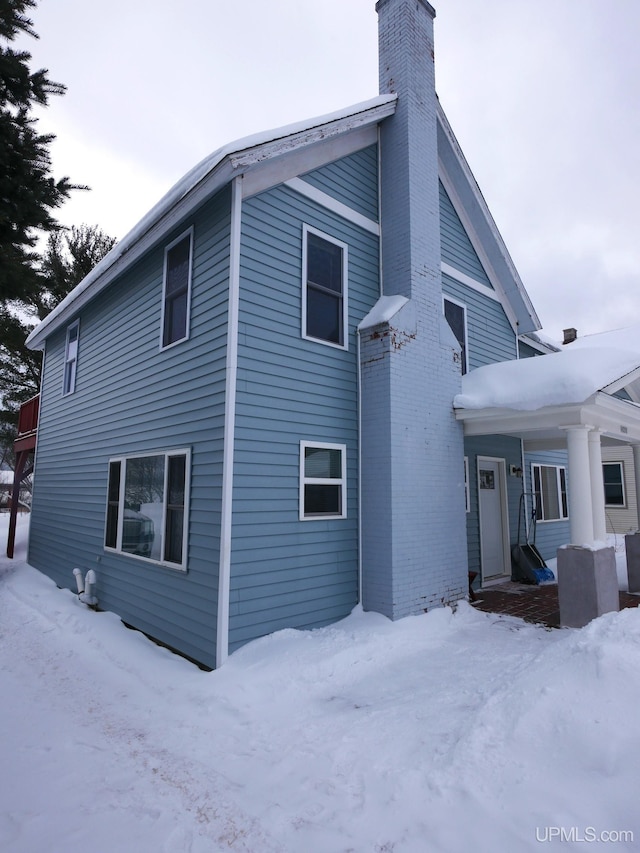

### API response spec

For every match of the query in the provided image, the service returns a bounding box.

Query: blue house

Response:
[23,0,640,669]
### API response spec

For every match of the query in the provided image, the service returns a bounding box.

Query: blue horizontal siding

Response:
[300,144,378,222]
[228,174,380,653]
[518,341,539,359]
[28,186,232,669]
[440,180,492,286]
[442,272,516,368]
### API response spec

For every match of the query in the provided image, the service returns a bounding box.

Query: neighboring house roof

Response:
[567,324,640,355]
[27,94,397,350]
[563,324,640,402]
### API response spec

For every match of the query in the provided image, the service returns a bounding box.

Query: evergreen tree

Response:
[0,224,116,437]
[0,0,81,303]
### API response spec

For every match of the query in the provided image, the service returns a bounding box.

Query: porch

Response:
[472,580,640,628]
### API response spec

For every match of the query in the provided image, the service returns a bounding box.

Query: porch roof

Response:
[454,336,640,449]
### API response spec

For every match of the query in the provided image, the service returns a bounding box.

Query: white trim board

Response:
[217,176,242,668]
[285,178,379,235]
[441,262,501,303]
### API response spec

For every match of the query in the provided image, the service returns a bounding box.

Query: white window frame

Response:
[104,448,191,571]
[603,461,626,507]
[62,320,80,395]
[531,463,568,522]
[464,455,470,513]
[301,224,349,351]
[299,441,347,520]
[160,227,194,350]
[443,295,468,374]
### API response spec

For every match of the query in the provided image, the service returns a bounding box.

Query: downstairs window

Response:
[300,442,346,520]
[105,449,190,569]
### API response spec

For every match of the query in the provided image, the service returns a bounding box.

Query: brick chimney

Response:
[563,328,578,345]
[359,0,468,618]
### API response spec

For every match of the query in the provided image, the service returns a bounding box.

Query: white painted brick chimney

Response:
[359,0,468,618]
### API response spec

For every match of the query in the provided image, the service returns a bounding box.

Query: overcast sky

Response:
[20,0,640,341]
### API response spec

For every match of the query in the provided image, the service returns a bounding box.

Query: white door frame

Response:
[477,456,510,583]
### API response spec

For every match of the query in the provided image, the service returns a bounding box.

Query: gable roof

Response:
[26,94,397,351]
[27,92,540,352]
[436,105,540,336]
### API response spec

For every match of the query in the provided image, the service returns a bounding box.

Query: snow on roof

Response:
[357,295,409,330]
[565,323,640,356]
[27,94,397,350]
[454,347,640,411]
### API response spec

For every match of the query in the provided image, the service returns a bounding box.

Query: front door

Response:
[478,457,509,581]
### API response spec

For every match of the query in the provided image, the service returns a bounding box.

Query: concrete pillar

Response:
[632,444,640,530]
[562,426,595,545]
[557,545,619,628]
[588,429,607,543]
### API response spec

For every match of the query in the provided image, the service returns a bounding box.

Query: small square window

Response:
[161,229,193,348]
[302,226,348,349]
[63,320,80,395]
[300,441,346,519]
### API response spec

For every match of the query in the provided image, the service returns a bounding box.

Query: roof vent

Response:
[563,328,577,345]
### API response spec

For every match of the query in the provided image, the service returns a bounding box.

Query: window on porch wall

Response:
[603,462,625,507]
[532,464,568,522]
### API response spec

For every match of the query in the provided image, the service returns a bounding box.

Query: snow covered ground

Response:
[1,516,639,852]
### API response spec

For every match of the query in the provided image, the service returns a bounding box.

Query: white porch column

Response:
[632,444,640,530]
[588,429,607,543]
[562,425,595,545]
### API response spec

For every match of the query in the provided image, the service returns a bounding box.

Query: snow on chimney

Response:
[563,328,578,345]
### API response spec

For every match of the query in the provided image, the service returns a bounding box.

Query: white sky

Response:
[19,0,640,341]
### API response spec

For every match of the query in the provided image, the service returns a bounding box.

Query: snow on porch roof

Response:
[454,346,640,412]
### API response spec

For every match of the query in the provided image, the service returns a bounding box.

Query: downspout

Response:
[356,125,385,604]
[217,175,242,668]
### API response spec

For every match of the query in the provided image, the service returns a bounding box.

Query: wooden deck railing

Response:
[17,394,39,437]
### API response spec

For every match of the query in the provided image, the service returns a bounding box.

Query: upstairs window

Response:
[161,229,193,348]
[603,462,625,507]
[443,297,468,374]
[300,441,346,520]
[63,320,80,395]
[302,225,348,349]
[104,449,190,570]
[532,464,568,522]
